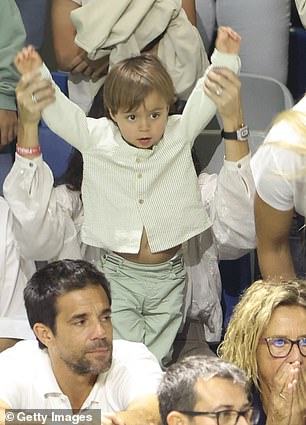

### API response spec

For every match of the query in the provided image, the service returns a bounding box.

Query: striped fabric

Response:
[41,50,240,253]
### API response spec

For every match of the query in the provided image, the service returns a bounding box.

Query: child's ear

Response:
[109,110,117,123]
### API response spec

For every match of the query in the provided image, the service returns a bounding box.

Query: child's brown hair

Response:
[103,54,176,115]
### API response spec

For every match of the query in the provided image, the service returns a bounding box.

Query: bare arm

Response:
[204,67,249,161]
[51,0,81,70]
[0,110,17,147]
[254,192,295,279]
[116,395,161,425]
[182,0,197,25]
[0,401,12,425]
[51,0,109,80]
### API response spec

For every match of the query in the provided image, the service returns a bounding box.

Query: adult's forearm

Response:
[51,0,81,70]
[257,245,296,280]
[223,111,249,161]
[116,396,161,425]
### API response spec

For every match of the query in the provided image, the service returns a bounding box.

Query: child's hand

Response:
[215,26,241,55]
[14,45,42,75]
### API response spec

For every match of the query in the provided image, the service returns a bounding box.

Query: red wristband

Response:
[16,144,41,157]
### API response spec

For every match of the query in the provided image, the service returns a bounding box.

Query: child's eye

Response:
[127,114,136,121]
[150,112,160,119]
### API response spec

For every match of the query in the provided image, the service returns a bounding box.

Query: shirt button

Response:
[139,199,144,204]
[237,163,241,169]
[29,162,33,167]
[137,173,142,178]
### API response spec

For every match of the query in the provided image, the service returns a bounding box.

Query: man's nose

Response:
[91,319,107,339]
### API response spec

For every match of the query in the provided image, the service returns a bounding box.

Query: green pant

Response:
[99,252,186,366]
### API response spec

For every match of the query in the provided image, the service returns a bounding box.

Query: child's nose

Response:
[138,117,149,130]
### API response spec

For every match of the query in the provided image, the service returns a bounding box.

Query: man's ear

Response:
[33,323,54,348]
[167,411,189,425]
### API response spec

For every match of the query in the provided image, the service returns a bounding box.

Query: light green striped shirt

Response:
[41,50,240,253]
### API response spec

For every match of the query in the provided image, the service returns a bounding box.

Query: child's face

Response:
[110,90,169,149]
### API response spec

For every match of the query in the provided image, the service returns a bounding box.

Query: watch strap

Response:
[221,125,249,141]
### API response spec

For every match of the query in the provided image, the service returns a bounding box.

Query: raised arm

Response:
[206,68,249,161]
[4,62,84,261]
[198,71,254,257]
[254,192,295,279]
[180,27,241,143]
[14,46,95,152]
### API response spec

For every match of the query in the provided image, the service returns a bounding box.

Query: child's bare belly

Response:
[114,229,181,264]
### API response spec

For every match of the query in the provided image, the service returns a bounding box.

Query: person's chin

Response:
[87,348,112,369]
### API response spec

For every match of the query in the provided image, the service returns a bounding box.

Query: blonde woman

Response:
[219,279,306,425]
[251,95,306,279]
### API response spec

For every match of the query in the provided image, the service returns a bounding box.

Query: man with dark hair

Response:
[158,355,259,425]
[0,259,162,425]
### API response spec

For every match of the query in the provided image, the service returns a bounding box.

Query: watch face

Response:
[239,126,249,139]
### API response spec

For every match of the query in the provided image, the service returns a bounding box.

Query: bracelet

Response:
[16,144,41,156]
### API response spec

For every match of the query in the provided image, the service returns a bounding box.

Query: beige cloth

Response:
[71,0,209,100]
[295,0,306,27]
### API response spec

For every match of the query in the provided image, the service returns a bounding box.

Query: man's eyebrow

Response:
[68,308,111,322]
[211,402,251,411]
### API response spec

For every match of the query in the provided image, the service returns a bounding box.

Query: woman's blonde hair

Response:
[265,108,306,156]
[218,279,306,390]
[103,53,176,116]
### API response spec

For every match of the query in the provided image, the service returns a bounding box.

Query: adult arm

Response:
[182,0,197,25]
[199,70,255,258]
[51,0,109,81]
[0,402,11,425]
[0,0,26,146]
[14,47,100,152]
[116,395,161,425]
[51,0,80,70]
[3,73,85,261]
[179,34,241,143]
[254,192,295,279]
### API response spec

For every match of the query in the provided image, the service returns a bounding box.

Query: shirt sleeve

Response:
[199,153,256,260]
[39,63,109,152]
[0,0,26,111]
[250,119,303,212]
[3,154,84,261]
[178,48,241,145]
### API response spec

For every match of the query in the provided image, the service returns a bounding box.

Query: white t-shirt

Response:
[0,339,162,410]
[251,95,306,216]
